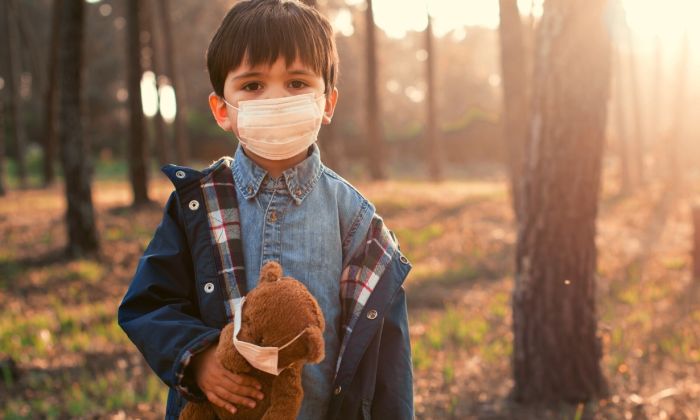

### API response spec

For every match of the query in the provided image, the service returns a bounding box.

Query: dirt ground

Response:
[1,171,700,419]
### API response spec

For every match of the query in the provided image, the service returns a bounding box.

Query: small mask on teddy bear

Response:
[180,261,325,420]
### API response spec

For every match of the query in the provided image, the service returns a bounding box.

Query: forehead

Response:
[230,55,321,77]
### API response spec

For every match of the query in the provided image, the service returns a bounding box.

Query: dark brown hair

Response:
[206,0,339,97]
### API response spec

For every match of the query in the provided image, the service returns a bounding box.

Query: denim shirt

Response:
[231,144,371,419]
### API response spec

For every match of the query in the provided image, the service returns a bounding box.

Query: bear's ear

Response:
[260,261,283,283]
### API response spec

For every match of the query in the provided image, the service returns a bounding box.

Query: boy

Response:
[118,1,413,419]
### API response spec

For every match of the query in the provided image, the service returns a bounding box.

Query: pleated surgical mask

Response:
[223,93,325,160]
[232,297,306,376]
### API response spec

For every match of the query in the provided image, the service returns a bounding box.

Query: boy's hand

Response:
[191,344,264,414]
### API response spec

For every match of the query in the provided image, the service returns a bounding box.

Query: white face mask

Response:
[232,297,307,376]
[223,93,326,160]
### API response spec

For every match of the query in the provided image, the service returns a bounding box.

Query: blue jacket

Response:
[118,159,414,419]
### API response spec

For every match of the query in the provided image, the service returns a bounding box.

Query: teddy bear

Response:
[180,261,326,420]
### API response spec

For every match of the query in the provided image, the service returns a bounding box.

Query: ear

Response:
[303,326,325,363]
[259,260,283,283]
[208,92,233,132]
[322,87,338,125]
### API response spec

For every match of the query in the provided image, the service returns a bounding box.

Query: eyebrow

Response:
[231,69,316,81]
[231,71,264,81]
[287,69,315,76]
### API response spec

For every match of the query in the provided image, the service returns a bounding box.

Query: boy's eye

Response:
[289,80,308,89]
[242,82,262,91]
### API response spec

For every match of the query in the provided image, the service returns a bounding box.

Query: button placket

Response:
[260,187,284,268]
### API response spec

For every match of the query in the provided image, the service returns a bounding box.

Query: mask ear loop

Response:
[222,97,239,110]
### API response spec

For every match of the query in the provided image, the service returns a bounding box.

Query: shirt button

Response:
[247,185,254,195]
[366,309,378,320]
[189,200,199,211]
[175,170,186,179]
[334,385,342,395]
[295,188,302,197]
[269,210,277,223]
[204,282,215,293]
[399,255,409,264]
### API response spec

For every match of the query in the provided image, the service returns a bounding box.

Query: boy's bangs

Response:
[208,0,337,96]
[238,10,325,80]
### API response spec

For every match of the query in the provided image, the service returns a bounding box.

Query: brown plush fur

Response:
[180,261,325,420]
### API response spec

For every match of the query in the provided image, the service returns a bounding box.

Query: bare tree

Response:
[365,0,385,180]
[498,0,530,222]
[0,89,6,196]
[41,0,63,186]
[2,0,27,189]
[623,19,645,187]
[513,0,611,402]
[157,0,189,165]
[57,0,99,257]
[613,43,631,195]
[666,33,689,188]
[145,0,168,166]
[126,0,150,206]
[694,206,700,280]
[649,37,662,164]
[425,13,441,181]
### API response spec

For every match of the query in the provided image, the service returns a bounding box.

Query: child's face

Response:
[209,56,338,137]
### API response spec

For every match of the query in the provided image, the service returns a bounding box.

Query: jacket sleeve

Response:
[372,281,414,418]
[117,191,219,401]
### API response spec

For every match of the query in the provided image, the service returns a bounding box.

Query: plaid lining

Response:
[200,158,247,321]
[173,157,247,397]
[174,332,220,399]
[173,156,395,391]
[335,215,396,374]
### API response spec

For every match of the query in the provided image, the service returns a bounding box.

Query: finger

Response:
[214,385,259,409]
[206,391,237,415]
[227,372,262,390]
[220,372,264,401]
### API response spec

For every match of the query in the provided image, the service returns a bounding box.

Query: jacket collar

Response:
[232,144,323,205]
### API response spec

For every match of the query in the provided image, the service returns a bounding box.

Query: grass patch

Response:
[412,297,511,372]
[2,369,167,418]
[0,250,21,289]
[0,301,125,361]
[394,223,444,260]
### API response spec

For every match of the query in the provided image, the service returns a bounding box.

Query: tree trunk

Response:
[513,0,611,403]
[3,0,27,189]
[693,206,700,281]
[624,23,644,187]
[365,0,385,180]
[42,0,62,187]
[310,0,344,173]
[145,0,168,167]
[498,0,530,223]
[126,0,150,206]
[613,44,631,195]
[157,0,189,165]
[0,90,6,196]
[650,37,662,163]
[57,0,99,258]
[666,33,689,188]
[425,14,441,181]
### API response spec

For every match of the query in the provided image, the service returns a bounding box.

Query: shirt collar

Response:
[232,144,323,205]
